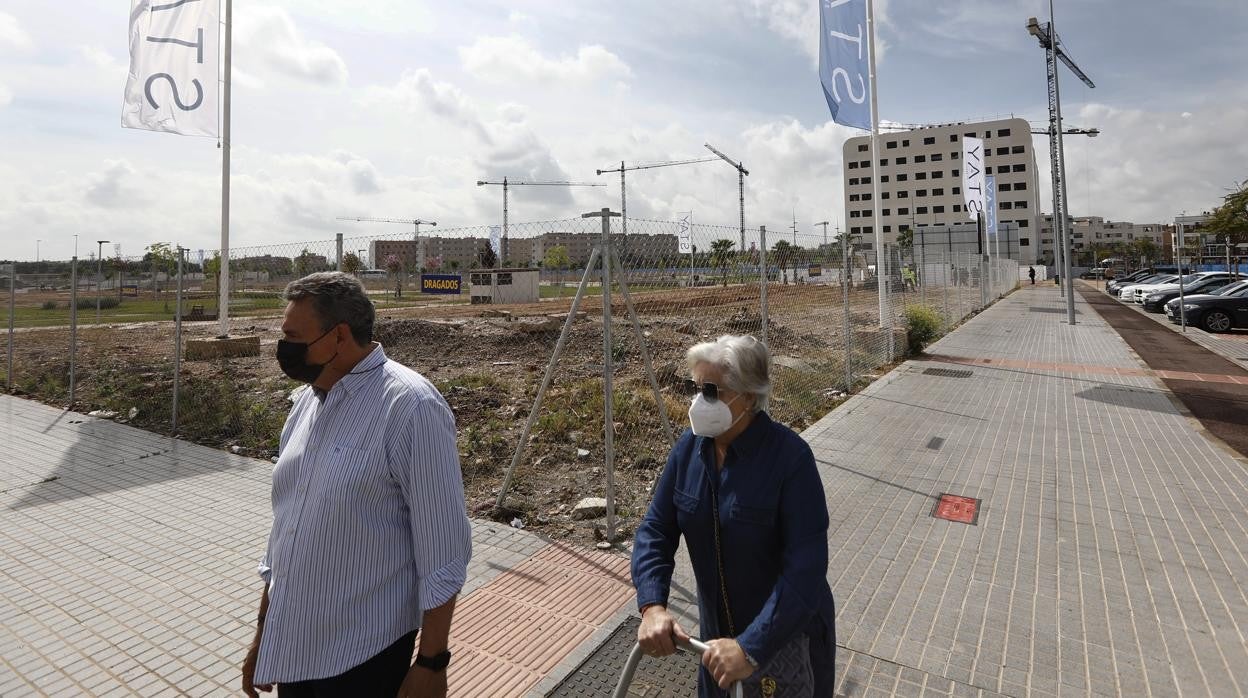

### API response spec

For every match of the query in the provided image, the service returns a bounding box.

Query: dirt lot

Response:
[4,281,914,546]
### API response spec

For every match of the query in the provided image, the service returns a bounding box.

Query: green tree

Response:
[543,245,571,271]
[771,240,794,285]
[384,254,403,298]
[144,242,177,297]
[203,254,221,293]
[477,242,498,269]
[341,252,364,276]
[1207,185,1248,272]
[710,239,735,287]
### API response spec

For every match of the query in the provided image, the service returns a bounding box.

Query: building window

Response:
[998,128,1011,137]
[861,176,871,184]
[862,193,872,201]
[896,173,908,182]
[898,191,909,198]
[880,159,888,166]
[896,157,907,165]
[498,273,513,285]
[883,225,892,233]
[952,169,960,177]
[952,186,961,194]
[863,227,873,236]
[985,166,993,174]
[850,211,860,218]
[859,160,870,168]
[984,130,991,138]
[916,206,929,214]
[999,182,1010,191]
[1015,201,1028,209]
[1012,145,1025,154]
[931,153,944,162]
[880,175,889,183]
[881,192,890,199]
[932,188,944,196]
[862,209,873,217]
[964,131,976,138]
[851,226,862,235]
[1013,182,1027,190]
[1016,220,1029,228]
[933,205,945,214]
[916,189,927,197]
[916,172,927,180]
[923,136,936,145]
[902,139,909,147]
[886,140,897,149]
[950,134,959,142]
[953,204,962,212]
[996,147,1009,156]
[915,155,927,163]
[848,177,859,185]
[932,171,943,179]
[898,207,910,215]
[1012,163,1026,172]
[950,151,959,160]
[850,194,860,202]
[848,162,858,170]
[1001,201,1013,210]
[1020,237,1030,246]
[857,144,869,152]
[882,209,891,216]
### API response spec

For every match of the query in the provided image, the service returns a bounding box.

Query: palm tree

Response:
[710,239,735,287]
[771,239,794,285]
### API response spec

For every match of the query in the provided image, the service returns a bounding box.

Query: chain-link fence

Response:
[2,216,1016,544]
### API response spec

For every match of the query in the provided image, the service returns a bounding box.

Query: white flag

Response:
[123,0,220,137]
[489,226,501,256]
[962,136,985,220]
[677,212,693,254]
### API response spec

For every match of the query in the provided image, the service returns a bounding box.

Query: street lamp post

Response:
[96,240,110,323]
[357,249,367,269]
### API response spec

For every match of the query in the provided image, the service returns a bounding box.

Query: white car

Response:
[1118,274,1173,302]
[1128,273,1209,304]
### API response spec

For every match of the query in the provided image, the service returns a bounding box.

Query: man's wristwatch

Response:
[414,650,452,673]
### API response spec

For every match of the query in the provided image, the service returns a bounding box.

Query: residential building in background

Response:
[843,117,1040,258]
[1037,215,1173,265]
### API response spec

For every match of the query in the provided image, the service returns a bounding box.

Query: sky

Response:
[1,0,1246,261]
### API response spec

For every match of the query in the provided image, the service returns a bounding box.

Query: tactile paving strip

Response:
[547,616,702,697]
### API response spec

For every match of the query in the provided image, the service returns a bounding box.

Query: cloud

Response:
[235,6,348,86]
[363,68,492,143]
[0,11,32,51]
[459,36,632,85]
[84,160,149,209]
[734,0,892,65]
[0,83,11,108]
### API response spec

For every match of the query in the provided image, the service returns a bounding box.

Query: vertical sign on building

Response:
[962,137,985,220]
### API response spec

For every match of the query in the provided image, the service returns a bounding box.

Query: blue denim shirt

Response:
[631,412,836,671]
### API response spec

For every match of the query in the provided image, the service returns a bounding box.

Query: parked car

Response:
[1127,273,1207,304]
[1117,274,1178,301]
[1165,282,1248,332]
[1141,273,1246,312]
[1106,269,1157,294]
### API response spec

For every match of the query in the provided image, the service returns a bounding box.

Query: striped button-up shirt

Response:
[254,344,472,685]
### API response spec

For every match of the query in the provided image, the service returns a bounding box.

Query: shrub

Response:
[41,300,59,310]
[72,296,121,310]
[904,304,944,355]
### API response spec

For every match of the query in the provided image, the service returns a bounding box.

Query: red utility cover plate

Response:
[933,493,980,525]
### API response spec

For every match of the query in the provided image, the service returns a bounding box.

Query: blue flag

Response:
[985,175,998,238]
[819,0,871,130]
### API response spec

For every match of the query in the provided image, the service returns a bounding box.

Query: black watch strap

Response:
[414,649,452,672]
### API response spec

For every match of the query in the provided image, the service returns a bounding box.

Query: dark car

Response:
[1106,270,1155,294]
[1165,281,1248,332]
[1141,273,1245,312]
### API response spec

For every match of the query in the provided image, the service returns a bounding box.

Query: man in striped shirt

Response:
[242,272,472,698]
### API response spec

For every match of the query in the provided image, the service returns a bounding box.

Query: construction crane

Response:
[336,216,437,269]
[597,157,719,241]
[879,121,1098,137]
[475,178,604,267]
[1028,1,1095,327]
[704,143,750,256]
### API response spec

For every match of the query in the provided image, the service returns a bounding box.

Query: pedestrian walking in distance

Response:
[1028,266,1036,285]
[242,272,472,698]
[632,335,836,696]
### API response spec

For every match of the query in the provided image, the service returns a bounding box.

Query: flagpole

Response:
[218,0,232,338]
[866,0,889,353]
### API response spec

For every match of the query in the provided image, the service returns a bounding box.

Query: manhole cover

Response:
[547,616,701,697]
[926,436,946,450]
[932,493,980,525]
[923,368,973,378]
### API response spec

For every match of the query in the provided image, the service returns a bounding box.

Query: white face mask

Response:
[688,393,740,437]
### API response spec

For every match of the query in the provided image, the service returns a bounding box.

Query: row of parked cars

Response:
[1105,269,1248,333]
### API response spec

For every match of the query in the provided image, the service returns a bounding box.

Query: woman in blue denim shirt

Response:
[631,335,836,696]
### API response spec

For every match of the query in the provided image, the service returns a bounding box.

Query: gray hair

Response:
[685,334,771,413]
[283,272,375,345]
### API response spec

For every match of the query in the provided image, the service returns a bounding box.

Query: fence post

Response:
[759,225,768,345]
[6,260,14,392]
[173,247,185,434]
[336,233,344,272]
[842,233,853,393]
[69,256,78,406]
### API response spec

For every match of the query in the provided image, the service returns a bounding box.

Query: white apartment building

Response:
[843,118,1041,257]
[1037,215,1172,265]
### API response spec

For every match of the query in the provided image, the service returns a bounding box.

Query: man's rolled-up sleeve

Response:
[390,395,473,611]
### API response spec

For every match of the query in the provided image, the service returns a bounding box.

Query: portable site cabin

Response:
[469,268,540,304]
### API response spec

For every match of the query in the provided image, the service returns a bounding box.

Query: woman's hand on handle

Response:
[702,639,754,690]
[637,605,689,657]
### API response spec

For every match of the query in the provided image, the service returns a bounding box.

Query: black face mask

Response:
[276,326,339,384]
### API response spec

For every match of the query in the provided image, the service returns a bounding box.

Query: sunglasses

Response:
[681,379,720,401]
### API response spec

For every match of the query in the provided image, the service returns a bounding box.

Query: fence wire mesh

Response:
[2,217,1017,544]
